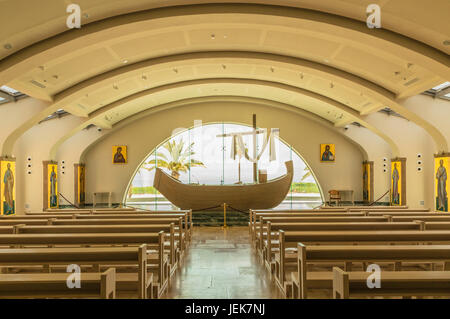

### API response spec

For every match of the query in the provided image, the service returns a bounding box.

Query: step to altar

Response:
[191,210,249,226]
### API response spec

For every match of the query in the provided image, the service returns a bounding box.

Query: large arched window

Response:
[124,122,323,210]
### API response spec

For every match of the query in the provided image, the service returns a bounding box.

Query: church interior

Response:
[0,0,450,303]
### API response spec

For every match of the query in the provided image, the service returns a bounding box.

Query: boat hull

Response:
[153,161,294,211]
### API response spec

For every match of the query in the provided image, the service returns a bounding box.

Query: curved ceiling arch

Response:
[1,4,448,101]
[49,78,398,160]
[2,1,449,60]
[2,51,444,156]
[76,95,369,164]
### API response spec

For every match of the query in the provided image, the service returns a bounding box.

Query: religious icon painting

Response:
[113,145,127,164]
[320,144,335,162]
[435,155,449,212]
[76,164,86,207]
[390,158,406,206]
[48,163,59,209]
[362,161,373,203]
[0,158,16,215]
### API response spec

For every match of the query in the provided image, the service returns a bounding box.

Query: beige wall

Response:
[1,93,448,213]
[82,101,365,205]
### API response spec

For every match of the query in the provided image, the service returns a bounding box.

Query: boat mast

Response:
[252,114,257,183]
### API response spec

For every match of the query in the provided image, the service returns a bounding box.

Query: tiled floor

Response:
[165,226,282,299]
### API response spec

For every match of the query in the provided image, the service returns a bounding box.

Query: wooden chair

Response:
[328,190,341,206]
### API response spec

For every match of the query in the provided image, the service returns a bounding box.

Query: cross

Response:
[216,114,261,182]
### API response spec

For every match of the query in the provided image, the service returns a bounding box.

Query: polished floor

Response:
[165,227,282,299]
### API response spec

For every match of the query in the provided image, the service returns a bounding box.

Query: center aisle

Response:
[165,226,282,299]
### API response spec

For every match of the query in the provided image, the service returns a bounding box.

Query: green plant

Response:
[144,139,205,178]
[300,166,312,181]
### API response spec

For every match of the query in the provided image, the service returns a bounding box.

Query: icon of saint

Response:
[392,163,400,205]
[436,159,447,211]
[3,163,14,215]
[321,145,334,161]
[114,147,126,163]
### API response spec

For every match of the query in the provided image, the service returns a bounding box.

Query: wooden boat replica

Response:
[153,161,293,211]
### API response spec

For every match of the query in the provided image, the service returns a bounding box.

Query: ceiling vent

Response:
[404,77,420,86]
[29,80,46,89]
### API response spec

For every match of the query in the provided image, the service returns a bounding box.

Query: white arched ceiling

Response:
[1,0,448,59]
[48,79,397,160]
[2,52,444,156]
[76,96,370,163]
[1,3,449,156]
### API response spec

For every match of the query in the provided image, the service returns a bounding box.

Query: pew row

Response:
[332,267,450,299]
[261,221,424,269]
[0,246,151,298]
[13,223,182,273]
[290,243,450,298]
[0,233,168,298]
[0,268,116,299]
[275,231,450,297]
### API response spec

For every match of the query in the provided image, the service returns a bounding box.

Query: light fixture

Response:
[431,82,450,91]
[3,43,12,50]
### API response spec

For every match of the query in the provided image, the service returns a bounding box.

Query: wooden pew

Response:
[276,230,450,297]
[425,222,450,230]
[18,211,193,241]
[0,232,168,298]
[44,207,136,213]
[0,215,75,219]
[262,221,423,270]
[0,268,116,299]
[49,217,189,252]
[332,267,450,299]
[14,223,181,273]
[368,211,449,216]
[292,244,450,299]
[350,208,430,212]
[0,219,51,226]
[0,246,150,298]
[72,213,192,241]
[393,216,450,222]
[250,212,366,244]
[256,216,391,252]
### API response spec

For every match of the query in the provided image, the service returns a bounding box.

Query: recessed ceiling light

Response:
[122,60,128,64]
[3,43,12,50]
[324,59,329,63]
